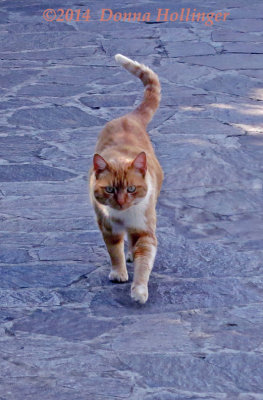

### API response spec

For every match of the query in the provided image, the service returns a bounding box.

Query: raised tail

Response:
[115,54,161,127]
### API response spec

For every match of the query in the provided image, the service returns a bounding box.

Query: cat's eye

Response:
[105,186,115,193]
[127,185,136,193]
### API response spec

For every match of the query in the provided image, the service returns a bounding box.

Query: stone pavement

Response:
[0,0,263,398]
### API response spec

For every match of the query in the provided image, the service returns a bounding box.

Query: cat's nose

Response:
[117,192,125,207]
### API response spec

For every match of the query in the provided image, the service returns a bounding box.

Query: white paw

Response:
[131,284,148,304]
[109,269,128,283]
[126,251,134,262]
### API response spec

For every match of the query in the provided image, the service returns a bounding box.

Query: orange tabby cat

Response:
[89,54,163,304]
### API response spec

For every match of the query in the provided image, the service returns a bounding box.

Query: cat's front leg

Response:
[102,230,128,283]
[129,231,157,304]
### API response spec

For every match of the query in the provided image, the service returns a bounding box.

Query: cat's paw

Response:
[109,269,128,283]
[131,284,148,304]
[126,251,134,263]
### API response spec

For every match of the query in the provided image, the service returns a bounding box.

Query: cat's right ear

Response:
[131,151,147,176]
[93,154,108,176]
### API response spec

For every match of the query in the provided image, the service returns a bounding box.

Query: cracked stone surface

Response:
[0,0,263,398]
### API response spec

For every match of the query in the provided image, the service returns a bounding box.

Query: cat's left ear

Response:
[132,152,147,176]
[93,154,108,176]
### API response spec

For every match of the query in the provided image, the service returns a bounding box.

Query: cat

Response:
[89,54,163,304]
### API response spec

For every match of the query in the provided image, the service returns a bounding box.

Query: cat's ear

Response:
[132,152,147,176]
[93,154,108,175]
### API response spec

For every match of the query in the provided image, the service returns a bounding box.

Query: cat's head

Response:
[92,152,148,210]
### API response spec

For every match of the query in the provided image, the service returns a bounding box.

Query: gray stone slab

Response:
[5,22,76,33]
[0,232,47,247]
[0,230,102,250]
[12,308,119,341]
[18,84,88,97]
[0,248,32,264]
[36,244,107,263]
[0,194,93,219]
[2,46,99,62]
[0,69,40,89]
[0,59,46,69]
[90,274,263,317]
[101,26,159,39]
[0,98,35,110]
[37,65,115,85]
[0,164,76,182]
[197,101,263,130]
[80,94,137,108]
[198,73,263,99]
[156,61,213,84]
[0,217,94,233]
[33,156,93,174]
[0,264,96,288]
[152,116,242,135]
[119,352,263,392]
[8,106,106,129]
[159,27,197,42]
[219,18,263,33]
[118,305,263,354]
[165,41,216,57]
[0,135,51,163]
[39,230,102,246]
[212,29,263,42]
[0,179,86,196]
[0,308,27,324]
[223,42,263,54]
[227,4,263,19]
[0,288,62,307]
[0,32,100,52]
[240,69,263,79]
[179,54,263,70]
[142,391,226,400]
[154,232,263,278]
[182,189,262,215]
[101,38,159,57]
[0,333,133,398]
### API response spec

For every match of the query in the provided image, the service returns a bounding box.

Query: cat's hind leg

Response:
[102,231,128,283]
[126,232,134,263]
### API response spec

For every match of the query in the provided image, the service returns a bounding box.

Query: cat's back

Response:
[95,115,149,152]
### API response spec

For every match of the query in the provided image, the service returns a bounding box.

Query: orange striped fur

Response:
[89,54,163,304]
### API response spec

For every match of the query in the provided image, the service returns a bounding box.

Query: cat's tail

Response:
[115,54,161,127]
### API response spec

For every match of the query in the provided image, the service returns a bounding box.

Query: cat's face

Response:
[93,152,148,210]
